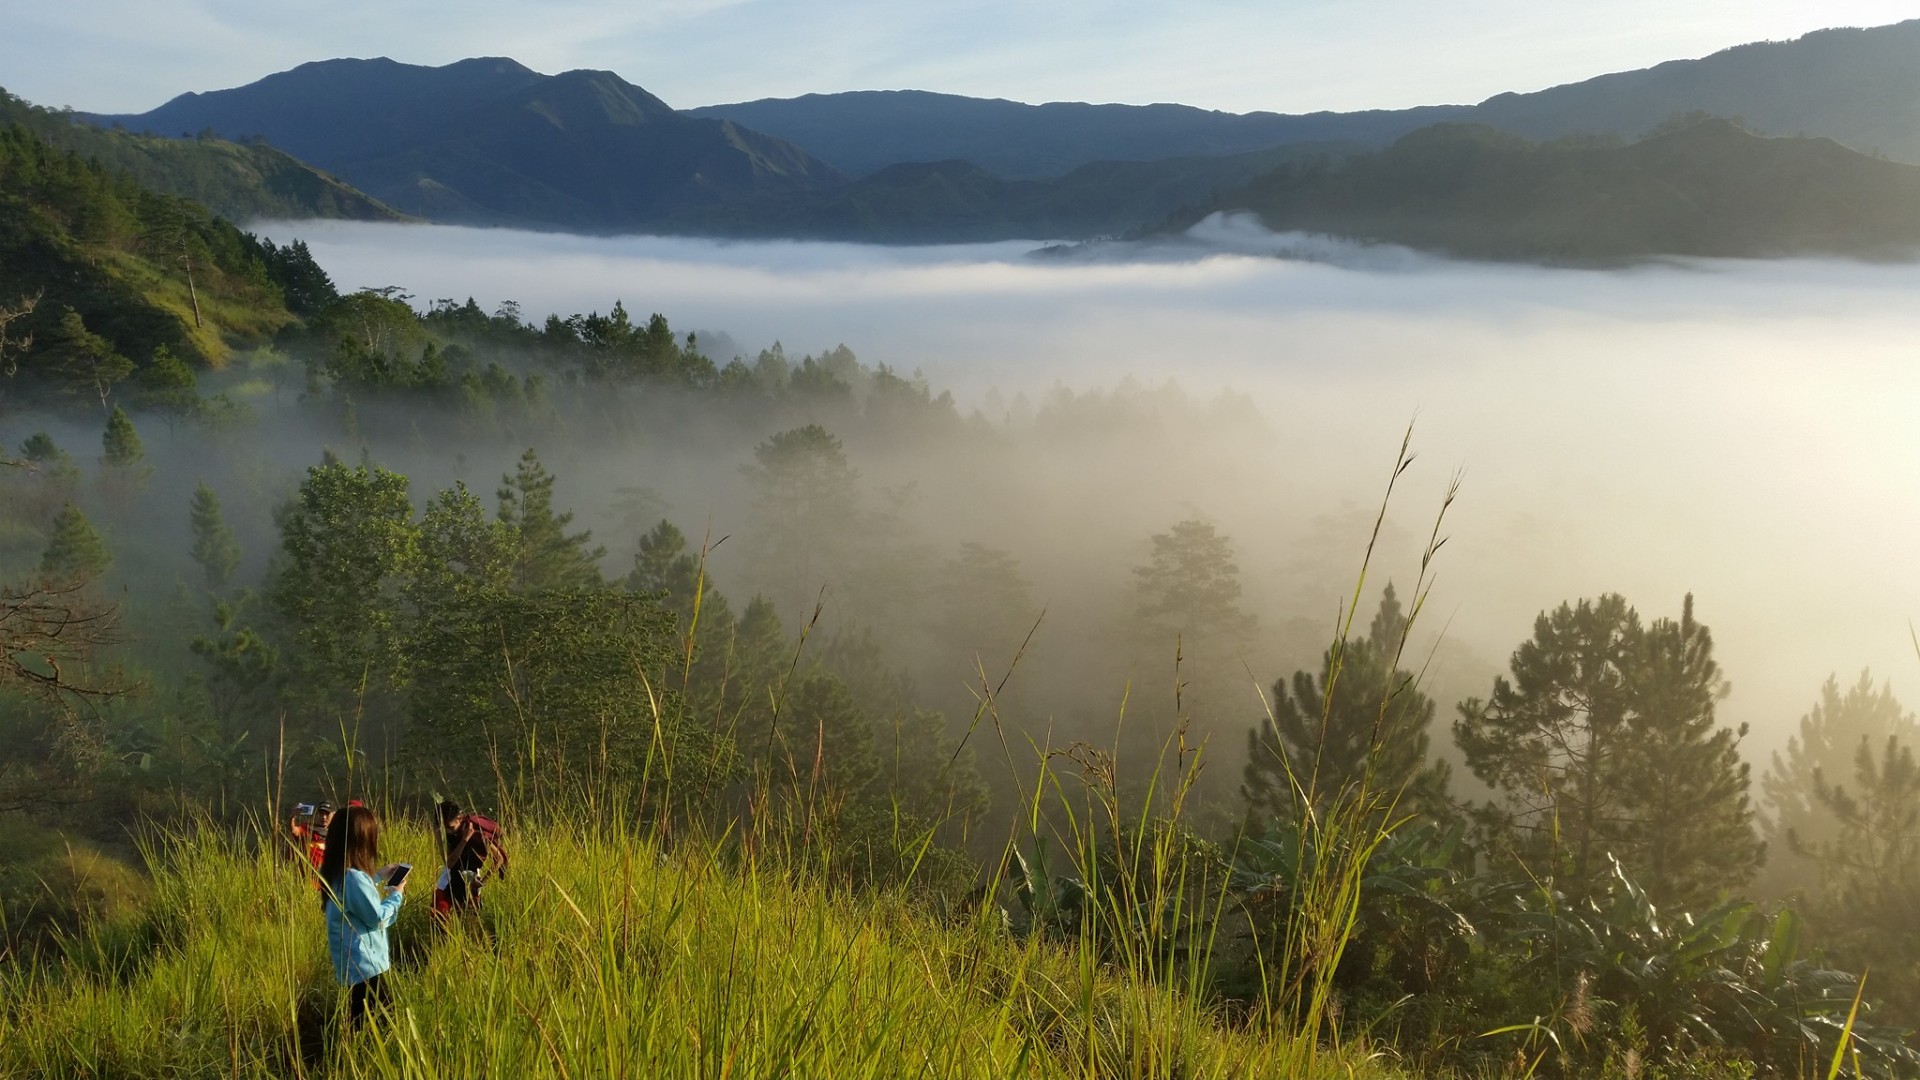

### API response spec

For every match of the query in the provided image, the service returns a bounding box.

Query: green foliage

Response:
[0,816,148,949]
[496,448,604,592]
[1763,670,1916,863]
[1243,585,1452,824]
[1133,518,1256,650]
[0,125,298,384]
[183,594,280,810]
[0,88,402,224]
[0,817,1390,1079]
[99,405,144,467]
[268,460,416,699]
[39,503,111,582]
[186,481,240,591]
[1795,730,1920,1025]
[741,424,860,617]
[1455,593,1762,909]
[404,584,686,800]
[134,344,199,424]
[251,237,337,316]
[52,309,135,409]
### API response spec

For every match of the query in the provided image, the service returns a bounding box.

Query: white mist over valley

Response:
[277,218,1920,764]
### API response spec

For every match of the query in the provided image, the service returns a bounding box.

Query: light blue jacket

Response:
[324,868,404,985]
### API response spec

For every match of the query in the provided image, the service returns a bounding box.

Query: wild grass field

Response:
[0,809,1415,1080]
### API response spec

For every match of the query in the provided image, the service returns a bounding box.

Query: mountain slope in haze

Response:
[1162,119,1920,262]
[688,91,1461,180]
[2,89,401,224]
[1469,21,1920,161]
[695,19,1920,179]
[94,58,846,229]
[661,143,1356,242]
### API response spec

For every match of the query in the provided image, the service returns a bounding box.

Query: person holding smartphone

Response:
[317,804,408,1028]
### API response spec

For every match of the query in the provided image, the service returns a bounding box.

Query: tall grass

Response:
[0,813,1408,1079]
[0,428,1456,1079]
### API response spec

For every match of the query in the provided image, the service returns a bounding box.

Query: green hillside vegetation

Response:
[666,143,1355,242]
[1,88,402,224]
[0,121,317,384]
[5,134,1920,1078]
[1171,118,1920,262]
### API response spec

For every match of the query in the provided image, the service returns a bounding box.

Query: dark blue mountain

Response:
[95,57,846,229]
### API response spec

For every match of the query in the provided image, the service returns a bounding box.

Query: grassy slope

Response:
[1,817,1400,1080]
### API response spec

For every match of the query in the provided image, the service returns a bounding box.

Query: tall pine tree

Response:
[1761,671,1915,867]
[497,448,603,592]
[39,502,111,582]
[1455,593,1760,909]
[1243,584,1451,823]
[188,480,241,591]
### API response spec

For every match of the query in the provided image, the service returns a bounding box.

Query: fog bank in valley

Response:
[156,220,1920,773]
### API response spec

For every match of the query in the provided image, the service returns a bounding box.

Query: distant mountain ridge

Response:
[658,143,1356,242]
[76,20,1920,256]
[689,92,1463,180]
[1157,120,1920,262]
[94,57,846,229]
[694,20,1920,178]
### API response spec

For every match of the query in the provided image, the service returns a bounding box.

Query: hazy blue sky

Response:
[9,1,1918,115]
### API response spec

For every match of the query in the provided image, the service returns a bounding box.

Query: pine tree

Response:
[40,502,111,582]
[1455,593,1761,908]
[1617,596,1760,908]
[626,519,700,614]
[137,345,199,429]
[100,405,144,468]
[1243,585,1450,823]
[777,672,880,803]
[497,448,603,592]
[188,481,241,591]
[1761,671,1915,863]
[1134,519,1257,647]
[52,308,133,408]
[740,425,860,619]
[625,517,736,701]
[269,460,417,697]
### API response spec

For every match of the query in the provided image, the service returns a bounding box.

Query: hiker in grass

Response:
[288,802,332,886]
[434,801,507,923]
[318,804,407,1028]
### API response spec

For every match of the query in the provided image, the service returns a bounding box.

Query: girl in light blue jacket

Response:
[318,804,407,1027]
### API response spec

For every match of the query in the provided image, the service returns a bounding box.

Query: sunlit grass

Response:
[0,814,1407,1080]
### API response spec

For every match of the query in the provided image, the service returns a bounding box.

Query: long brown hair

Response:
[318,804,381,908]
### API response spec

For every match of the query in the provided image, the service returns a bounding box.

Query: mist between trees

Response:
[4,267,1920,1073]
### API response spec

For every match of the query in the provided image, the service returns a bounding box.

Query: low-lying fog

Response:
[262,219,1920,765]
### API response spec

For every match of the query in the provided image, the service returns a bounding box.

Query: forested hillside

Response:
[1,88,400,224]
[1168,119,1920,261]
[0,117,329,389]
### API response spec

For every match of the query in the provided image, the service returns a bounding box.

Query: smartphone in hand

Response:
[386,863,413,889]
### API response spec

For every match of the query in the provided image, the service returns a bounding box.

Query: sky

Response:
[7,1,1919,116]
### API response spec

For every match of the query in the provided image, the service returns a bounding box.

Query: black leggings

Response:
[348,974,391,1028]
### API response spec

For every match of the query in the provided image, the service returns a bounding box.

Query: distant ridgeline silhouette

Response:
[91,57,847,229]
[77,20,1920,253]
[1156,119,1920,262]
